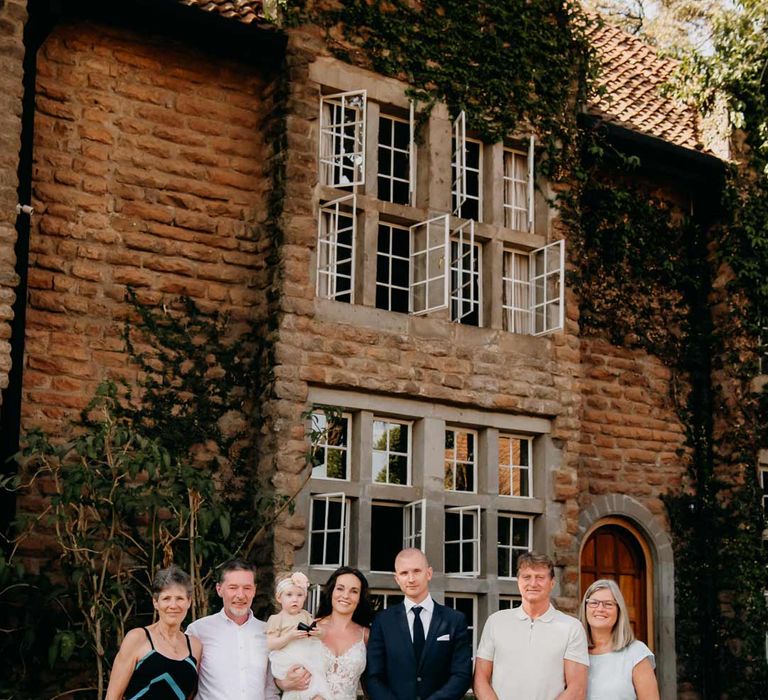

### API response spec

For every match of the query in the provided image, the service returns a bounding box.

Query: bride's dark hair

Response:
[315,566,373,626]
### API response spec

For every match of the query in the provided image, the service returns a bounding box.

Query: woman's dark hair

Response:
[152,565,193,599]
[316,566,373,627]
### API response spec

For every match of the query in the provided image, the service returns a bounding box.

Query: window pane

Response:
[445,512,460,540]
[389,455,408,484]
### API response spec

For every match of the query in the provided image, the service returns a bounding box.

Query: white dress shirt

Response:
[404,594,434,640]
[187,609,280,700]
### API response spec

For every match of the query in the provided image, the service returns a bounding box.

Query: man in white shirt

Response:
[473,552,589,700]
[187,559,307,700]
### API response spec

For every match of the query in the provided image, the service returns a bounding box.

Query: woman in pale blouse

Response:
[579,579,660,700]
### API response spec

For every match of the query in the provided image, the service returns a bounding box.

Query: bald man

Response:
[365,548,472,700]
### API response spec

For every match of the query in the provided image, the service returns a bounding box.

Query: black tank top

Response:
[123,628,198,700]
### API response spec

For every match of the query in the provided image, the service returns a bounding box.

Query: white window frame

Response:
[372,417,412,485]
[319,90,367,188]
[307,584,322,616]
[760,465,768,515]
[498,434,533,498]
[445,505,481,577]
[316,194,356,302]
[503,136,534,232]
[444,593,477,657]
[497,513,533,580]
[450,223,481,325]
[531,240,565,335]
[498,595,522,610]
[311,411,351,481]
[409,101,416,205]
[377,112,412,205]
[370,590,405,610]
[502,248,532,334]
[452,111,467,214]
[375,222,411,313]
[404,498,426,551]
[444,427,478,493]
[409,214,449,315]
[309,492,348,569]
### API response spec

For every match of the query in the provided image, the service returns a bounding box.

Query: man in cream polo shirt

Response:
[473,553,589,700]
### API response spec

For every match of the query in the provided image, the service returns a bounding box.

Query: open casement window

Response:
[445,505,481,576]
[316,195,356,303]
[309,493,348,568]
[404,499,426,551]
[503,240,564,335]
[450,221,480,325]
[409,101,416,205]
[532,240,565,335]
[409,215,449,315]
[503,135,535,232]
[452,111,467,215]
[319,90,367,188]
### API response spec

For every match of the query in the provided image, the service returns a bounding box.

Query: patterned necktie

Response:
[412,605,425,661]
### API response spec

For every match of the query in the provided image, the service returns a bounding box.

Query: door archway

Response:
[580,520,652,645]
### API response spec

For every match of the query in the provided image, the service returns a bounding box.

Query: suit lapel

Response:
[417,602,443,672]
[393,603,416,665]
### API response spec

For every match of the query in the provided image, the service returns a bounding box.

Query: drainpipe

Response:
[0,0,57,539]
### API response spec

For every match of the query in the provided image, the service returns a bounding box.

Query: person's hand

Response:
[282,664,312,692]
[289,627,310,641]
[308,624,324,639]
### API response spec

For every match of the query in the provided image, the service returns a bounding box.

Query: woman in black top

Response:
[105,566,201,700]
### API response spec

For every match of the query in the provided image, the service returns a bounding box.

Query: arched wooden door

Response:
[580,523,649,644]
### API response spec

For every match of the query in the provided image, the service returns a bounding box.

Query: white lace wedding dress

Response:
[322,633,367,700]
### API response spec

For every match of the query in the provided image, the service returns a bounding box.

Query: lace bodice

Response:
[322,637,367,700]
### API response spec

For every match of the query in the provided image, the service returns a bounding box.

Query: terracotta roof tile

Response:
[179,0,266,24]
[587,21,702,152]
[176,2,705,153]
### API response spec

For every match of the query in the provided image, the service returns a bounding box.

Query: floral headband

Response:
[275,571,310,599]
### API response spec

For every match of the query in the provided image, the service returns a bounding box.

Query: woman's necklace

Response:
[156,626,184,654]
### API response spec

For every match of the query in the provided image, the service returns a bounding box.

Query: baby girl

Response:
[266,571,331,700]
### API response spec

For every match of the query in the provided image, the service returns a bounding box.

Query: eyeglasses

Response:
[586,599,617,610]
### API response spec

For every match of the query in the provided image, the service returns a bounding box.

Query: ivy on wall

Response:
[288,0,598,171]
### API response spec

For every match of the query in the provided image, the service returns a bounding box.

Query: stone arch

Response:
[578,495,676,700]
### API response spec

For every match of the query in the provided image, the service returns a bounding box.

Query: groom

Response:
[366,548,472,700]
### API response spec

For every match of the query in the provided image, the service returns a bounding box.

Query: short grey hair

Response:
[579,578,635,651]
[152,565,192,599]
[516,552,555,579]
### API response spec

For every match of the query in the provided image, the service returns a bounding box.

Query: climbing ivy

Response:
[287,0,599,172]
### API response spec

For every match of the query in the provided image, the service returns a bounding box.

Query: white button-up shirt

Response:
[404,593,434,640]
[187,609,280,700]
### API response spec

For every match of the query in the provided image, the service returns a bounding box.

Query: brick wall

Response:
[577,337,689,522]
[22,22,276,436]
[0,0,27,409]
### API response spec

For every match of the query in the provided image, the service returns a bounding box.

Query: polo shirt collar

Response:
[218,607,254,625]
[515,603,556,622]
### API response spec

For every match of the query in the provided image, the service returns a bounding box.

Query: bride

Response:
[315,566,372,699]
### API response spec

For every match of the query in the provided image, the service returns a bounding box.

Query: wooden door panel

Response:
[581,524,648,643]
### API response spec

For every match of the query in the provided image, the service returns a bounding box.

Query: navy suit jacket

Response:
[365,601,472,700]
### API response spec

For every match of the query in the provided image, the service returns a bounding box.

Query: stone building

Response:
[0,2,731,698]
